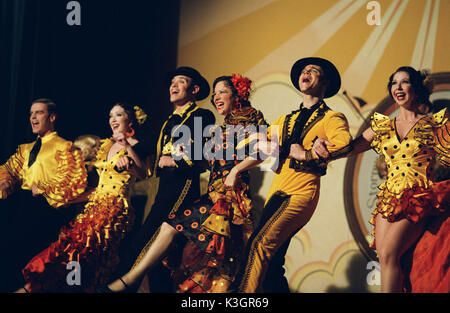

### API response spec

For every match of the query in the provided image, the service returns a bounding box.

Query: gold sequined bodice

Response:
[370,108,449,196]
[379,119,435,194]
[92,139,134,201]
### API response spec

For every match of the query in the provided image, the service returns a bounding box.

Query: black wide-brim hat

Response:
[290,57,341,98]
[166,66,210,101]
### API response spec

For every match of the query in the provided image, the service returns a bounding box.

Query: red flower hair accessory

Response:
[231,74,252,109]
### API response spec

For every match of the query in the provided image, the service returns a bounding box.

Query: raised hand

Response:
[112,131,129,147]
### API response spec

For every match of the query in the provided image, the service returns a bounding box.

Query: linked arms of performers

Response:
[159,140,193,169]
[224,131,276,189]
[113,131,148,180]
[291,127,376,162]
[160,111,216,171]
[224,156,264,189]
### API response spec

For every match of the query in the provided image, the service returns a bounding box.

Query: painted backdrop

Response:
[176,0,450,292]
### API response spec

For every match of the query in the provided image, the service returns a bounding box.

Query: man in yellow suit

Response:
[0,98,87,292]
[228,57,352,292]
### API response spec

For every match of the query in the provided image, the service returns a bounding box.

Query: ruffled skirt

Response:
[22,194,134,292]
[164,190,253,293]
[370,179,450,249]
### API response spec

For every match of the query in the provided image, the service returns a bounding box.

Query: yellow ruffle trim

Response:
[369,112,392,154]
[201,213,230,237]
[94,139,113,165]
[201,178,252,237]
[426,108,449,167]
[38,142,88,208]
[370,108,449,156]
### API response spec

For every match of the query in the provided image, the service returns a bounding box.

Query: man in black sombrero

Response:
[110,67,215,292]
[230,57,352,292]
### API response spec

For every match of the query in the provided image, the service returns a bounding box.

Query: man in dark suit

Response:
[113,67,215,292]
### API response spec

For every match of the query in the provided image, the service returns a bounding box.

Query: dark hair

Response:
[185,80,199,99]
[110,102,137,125]
[169,76,198,101]
[387,66,433,112]
[32,98,58,116]
[109,102,148,140]
[210,76,251,108]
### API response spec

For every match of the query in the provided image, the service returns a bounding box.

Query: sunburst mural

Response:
[178,0,449,292]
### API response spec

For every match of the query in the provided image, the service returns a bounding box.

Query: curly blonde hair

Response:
[74,134,101,162]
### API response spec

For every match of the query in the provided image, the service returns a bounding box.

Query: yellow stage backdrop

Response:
[176,0,450,292]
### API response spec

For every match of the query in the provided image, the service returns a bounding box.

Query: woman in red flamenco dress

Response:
[312,66,449,292]
[17,103,148,292]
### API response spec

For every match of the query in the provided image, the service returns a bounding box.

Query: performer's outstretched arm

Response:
[224,129,274,189]
[290,127,376,162]
[224,157,264,189]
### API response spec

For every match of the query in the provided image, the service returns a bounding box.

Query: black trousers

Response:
[117,170,201,292]
[0,190,78,292]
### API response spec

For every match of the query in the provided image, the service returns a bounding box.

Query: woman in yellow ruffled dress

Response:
[104,74,267,293]
[313,66,449,292]
[19,103,148,292]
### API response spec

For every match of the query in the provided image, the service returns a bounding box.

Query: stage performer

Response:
[308,66,449,292]
[0,98,88,292]
[103,74,267,293]
[17,103,148,292]
[228,57,352,292]
[108,67,215,292]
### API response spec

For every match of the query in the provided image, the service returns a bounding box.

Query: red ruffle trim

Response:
[397,180,448,223]
[205,234,226,259]
[22,195,132,292]
[406,212,450,292]
[210,198,231,216]
[370,180,450,249]
[372,180,449,224]
[164,240,233,293]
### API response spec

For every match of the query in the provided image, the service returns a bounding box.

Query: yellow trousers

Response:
[238,183,320,292]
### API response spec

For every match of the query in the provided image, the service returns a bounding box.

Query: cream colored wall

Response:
[178,0,450,292]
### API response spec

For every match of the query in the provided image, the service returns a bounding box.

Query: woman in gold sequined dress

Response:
[306,66,449,292]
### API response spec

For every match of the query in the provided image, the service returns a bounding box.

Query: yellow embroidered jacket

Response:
[267,102,352,196]
[0,132,87,208]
